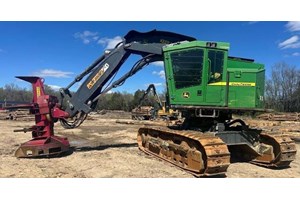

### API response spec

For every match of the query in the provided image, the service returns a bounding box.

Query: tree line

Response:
[0,84,58,103]
[1,62,300,113]
[265,62,300,112]
[95,89,163,111]
[0,84,163,112]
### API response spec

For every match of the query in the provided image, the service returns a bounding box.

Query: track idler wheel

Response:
[251,134,297,168]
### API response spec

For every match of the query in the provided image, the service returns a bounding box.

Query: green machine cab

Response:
[163,41,265,112]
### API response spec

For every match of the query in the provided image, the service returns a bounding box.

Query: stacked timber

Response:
[257,112,300,121]
[0,110,10,120]
[0,109,34,121]
[95,110,131,119]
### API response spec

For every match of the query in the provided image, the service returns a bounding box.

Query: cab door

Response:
[165,48,205,105]
[205,49,226,105]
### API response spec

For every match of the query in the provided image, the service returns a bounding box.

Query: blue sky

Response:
[0,21,300,94]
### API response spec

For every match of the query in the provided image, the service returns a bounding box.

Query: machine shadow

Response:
[32,143,138,158]
[229,156,292,170]
[71,142,138,152]
[201,174,227,178]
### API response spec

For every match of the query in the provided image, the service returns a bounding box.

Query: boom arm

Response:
[137,84,163,110]
[59,30,196,128]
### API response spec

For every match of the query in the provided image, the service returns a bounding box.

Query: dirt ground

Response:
[0,112,299,178]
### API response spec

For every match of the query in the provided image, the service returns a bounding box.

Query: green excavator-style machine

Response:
[12,30,296,177]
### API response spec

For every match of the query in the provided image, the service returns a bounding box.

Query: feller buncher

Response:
[131,84,178,120]
[157,101,178,120]
[9,30,296,177]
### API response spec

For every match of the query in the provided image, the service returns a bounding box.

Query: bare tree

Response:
[265,62,300,112]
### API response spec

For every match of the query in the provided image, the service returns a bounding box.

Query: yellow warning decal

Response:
[208,82,256,87]
[36,87,41,97]
[87,63,110,89]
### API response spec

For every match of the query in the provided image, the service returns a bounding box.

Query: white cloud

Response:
[74,30,99,44]
[48,84,61,91]
[286,21,300,32]
[98,36,122,49]
[151,61,164,67]
[282,42,300,49]
[33,69,74,78]
[279,36,298,47]
[278,35,300,49]
[144,83,163,87]
[152,70,165,79]
[74,31,123,49]
[153,83,163,87]
[292,52,300,56]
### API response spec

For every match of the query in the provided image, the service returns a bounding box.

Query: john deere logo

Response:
[182,92,190,98]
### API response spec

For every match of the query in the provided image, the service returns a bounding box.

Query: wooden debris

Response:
[257,112,300,121]
[0,109,34,121]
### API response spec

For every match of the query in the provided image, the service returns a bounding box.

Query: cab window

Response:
[208,50,224,83]
[170,48,204,89]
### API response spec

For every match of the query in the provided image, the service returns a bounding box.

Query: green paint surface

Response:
[163,40,265,110]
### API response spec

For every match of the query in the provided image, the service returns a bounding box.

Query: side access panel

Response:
[227,69,264,108]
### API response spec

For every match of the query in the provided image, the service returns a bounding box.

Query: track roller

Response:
[137,126,230,177]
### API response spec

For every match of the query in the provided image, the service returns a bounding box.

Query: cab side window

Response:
[208,50,224,83]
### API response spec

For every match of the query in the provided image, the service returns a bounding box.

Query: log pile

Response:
[257,112,300,121]
[0,109,34,121]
